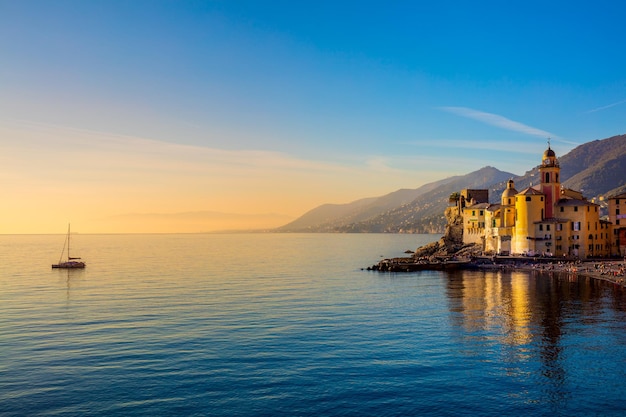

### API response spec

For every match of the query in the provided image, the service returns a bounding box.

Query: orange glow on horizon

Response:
[1,122,447,234]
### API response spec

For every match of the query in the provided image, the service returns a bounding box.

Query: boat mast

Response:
[57,225,68,264]
[67,223,71,261]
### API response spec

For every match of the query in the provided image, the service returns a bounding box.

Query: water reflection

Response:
[445,269,626,406]
[446,270,533,346]
[53,267,85,305]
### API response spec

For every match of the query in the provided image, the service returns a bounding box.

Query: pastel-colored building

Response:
[457,144,615,258]
[607,192,626,256]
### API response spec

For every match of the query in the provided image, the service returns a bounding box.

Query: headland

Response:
[367,142,626,287]
[367,216,626,286]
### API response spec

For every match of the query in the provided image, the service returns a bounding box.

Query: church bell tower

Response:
[538,139,560,219]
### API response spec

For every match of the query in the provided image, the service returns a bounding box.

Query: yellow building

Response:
[554,197,606,257]
[461,144,614,258]
[484,204,502,254]
[512,187,546,255]
[607,192,626,256]
[462,202,489,245]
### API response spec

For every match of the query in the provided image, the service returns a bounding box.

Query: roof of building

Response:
[541,144,559,167]
[608,192,626,199]
[502,183,518,199]
[465,202,490,209]
[543,147,556,158]
[556,197,597,207]
[534,217,569,224]
[517,187,544,196]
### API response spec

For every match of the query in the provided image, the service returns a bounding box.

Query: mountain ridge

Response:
[276,134,626,233]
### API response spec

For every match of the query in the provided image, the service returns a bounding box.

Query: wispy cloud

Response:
[585,99,626,114]
[0,121,450,226]
[439,107,557,139]
[403,138,540,154]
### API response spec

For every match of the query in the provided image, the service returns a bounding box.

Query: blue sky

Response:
[1,1,625,232]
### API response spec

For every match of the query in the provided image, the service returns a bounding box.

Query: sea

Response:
[2,233,626,416]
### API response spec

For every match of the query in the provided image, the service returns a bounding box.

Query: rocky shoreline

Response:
[367,233,626,287]
[368,252,626,286]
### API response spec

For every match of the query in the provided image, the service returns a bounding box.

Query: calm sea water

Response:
[1,233,626,416]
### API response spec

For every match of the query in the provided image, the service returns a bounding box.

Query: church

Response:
[456,144,614,258]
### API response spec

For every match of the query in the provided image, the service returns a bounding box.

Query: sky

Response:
[1,0,625,233]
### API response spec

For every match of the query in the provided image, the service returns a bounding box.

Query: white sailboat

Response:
[52,224,86,269]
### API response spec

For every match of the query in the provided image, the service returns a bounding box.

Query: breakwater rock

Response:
[367,257,473,272]
[366,222,482,272]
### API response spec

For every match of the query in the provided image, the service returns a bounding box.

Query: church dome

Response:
[502,188,517,199]
[501,179,517,201]
[542,144,559,167]
[543,147,556,158]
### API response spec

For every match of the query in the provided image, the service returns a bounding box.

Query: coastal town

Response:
[370,143,626,286]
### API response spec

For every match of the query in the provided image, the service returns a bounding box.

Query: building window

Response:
[560,206,564,212]
[574,206,578,212]
[526,196,531,202]
[539,224,543,231]
[617,208,621,215]
[545,173,550,183]
[547,224,551,231]
[480,210,483,216]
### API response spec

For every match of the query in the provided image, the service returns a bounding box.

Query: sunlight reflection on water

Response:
[1,233,626,416]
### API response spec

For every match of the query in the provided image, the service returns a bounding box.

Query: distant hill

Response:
[276,166,515,233]
[276,134,626,233]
